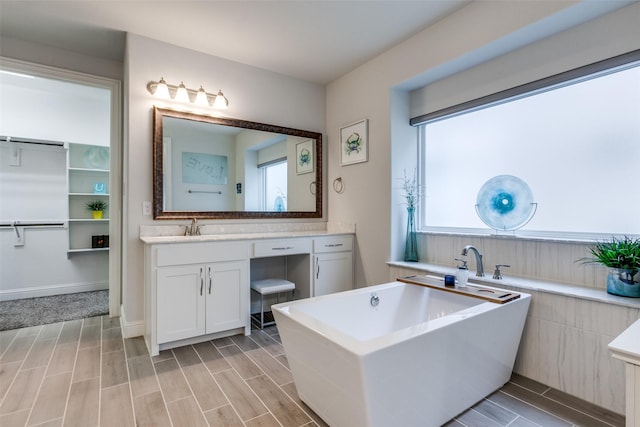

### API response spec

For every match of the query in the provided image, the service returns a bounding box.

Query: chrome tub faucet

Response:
[461,245,484,277]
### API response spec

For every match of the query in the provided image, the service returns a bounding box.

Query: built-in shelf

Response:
[67,143,110,254]
[67,247,109,255]
[68,167,109,173]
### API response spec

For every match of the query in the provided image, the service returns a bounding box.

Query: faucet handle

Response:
[454,258,468,269]
[493,264,510,280]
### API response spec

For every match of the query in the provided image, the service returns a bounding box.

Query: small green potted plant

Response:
[86,200,108,220]
[581,236,640,297]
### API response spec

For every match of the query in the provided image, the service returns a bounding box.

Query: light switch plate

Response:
[143,201,152,216]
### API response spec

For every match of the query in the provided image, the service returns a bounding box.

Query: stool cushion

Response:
[251,278,295,295]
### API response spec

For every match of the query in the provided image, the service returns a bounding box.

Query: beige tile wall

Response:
[416,234,609,288]
[507,286,637,414]
[389,234,640,415]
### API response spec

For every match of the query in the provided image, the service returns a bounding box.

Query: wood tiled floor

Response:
[0,316,626,427]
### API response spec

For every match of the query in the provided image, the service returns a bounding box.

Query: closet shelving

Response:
[66,142,110,255]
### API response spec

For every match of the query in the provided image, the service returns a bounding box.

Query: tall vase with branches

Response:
[401,169,420,262]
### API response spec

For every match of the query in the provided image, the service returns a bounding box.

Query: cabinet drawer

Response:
[156,241,248,266]
[313,236,353,253]
[253,238,311,258]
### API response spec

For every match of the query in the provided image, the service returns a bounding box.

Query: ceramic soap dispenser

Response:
[455,258,469,287]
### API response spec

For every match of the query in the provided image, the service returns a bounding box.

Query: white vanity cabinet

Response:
[609,319,640,427]
[313,236,354,296]
[142,232,354,356]
[145,241,249,355]
[156,261,247,343]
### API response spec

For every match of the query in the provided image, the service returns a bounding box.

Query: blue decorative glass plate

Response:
[475,175,536,231]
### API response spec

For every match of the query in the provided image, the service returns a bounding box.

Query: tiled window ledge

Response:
[388,261,640,310]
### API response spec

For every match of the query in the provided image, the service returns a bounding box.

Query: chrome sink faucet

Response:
[461,245,484,277]
[184,218,201,236]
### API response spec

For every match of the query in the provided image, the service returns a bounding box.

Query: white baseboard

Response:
[0,281,108,301]
[120,304,145,338]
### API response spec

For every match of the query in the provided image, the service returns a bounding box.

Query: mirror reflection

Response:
[153,107,322,219]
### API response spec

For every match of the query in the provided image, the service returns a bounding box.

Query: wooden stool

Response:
[250,278,295,329]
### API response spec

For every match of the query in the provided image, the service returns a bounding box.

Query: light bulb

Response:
[213,90,229,109]
[175,81,190,103]
[154,77,170,99]
[195,86,209,106]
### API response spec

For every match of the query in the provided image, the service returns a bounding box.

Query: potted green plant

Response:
[86,200,108,220]
[581,236,640,297]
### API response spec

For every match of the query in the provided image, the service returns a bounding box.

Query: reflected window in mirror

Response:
[261,160,287,211]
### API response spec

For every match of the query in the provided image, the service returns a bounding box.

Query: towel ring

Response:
[333,177,344,194]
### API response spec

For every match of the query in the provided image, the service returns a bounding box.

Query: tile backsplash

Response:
[418,233,606,289]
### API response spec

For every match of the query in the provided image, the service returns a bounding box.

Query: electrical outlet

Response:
[142,201,152,215]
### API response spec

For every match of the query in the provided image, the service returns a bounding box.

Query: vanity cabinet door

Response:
[157,265,206,343]
[314,252,353,297]
[205,261,248,334]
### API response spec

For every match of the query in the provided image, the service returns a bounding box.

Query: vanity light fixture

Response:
[146,77,229,109]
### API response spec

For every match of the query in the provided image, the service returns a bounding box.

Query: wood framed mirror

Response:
[152,107,322,219]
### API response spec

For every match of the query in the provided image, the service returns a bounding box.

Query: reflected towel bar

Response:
[187,190,222,194]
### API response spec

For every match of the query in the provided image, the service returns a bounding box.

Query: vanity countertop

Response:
[140,230,353,245]
[609,319,640,364]
[140,222,355,245]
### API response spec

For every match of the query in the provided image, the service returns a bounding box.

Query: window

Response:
[413,50,640,239]
[260,160,287,211]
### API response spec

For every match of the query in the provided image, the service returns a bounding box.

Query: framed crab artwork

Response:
[296,139,314,174]
[340,118,368,166]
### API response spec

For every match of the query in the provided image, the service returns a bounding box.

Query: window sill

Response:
[417,228,639,244]
[388,260,640,310]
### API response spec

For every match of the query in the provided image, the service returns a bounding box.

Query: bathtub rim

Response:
[273,280,531,356]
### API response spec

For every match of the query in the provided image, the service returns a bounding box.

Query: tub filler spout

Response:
[462,245,484,277]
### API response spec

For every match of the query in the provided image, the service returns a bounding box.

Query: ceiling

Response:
[0,0,471,84]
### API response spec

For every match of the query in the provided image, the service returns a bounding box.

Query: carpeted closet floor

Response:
[0,290,108,331]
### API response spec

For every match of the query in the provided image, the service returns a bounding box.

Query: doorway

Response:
[0,58,121,324]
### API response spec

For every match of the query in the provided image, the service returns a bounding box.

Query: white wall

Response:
[123,34,326,324]
[0,36,123,81]
[0,74,111,145]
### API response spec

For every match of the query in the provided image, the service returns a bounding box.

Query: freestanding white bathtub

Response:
[272,279,531,427]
